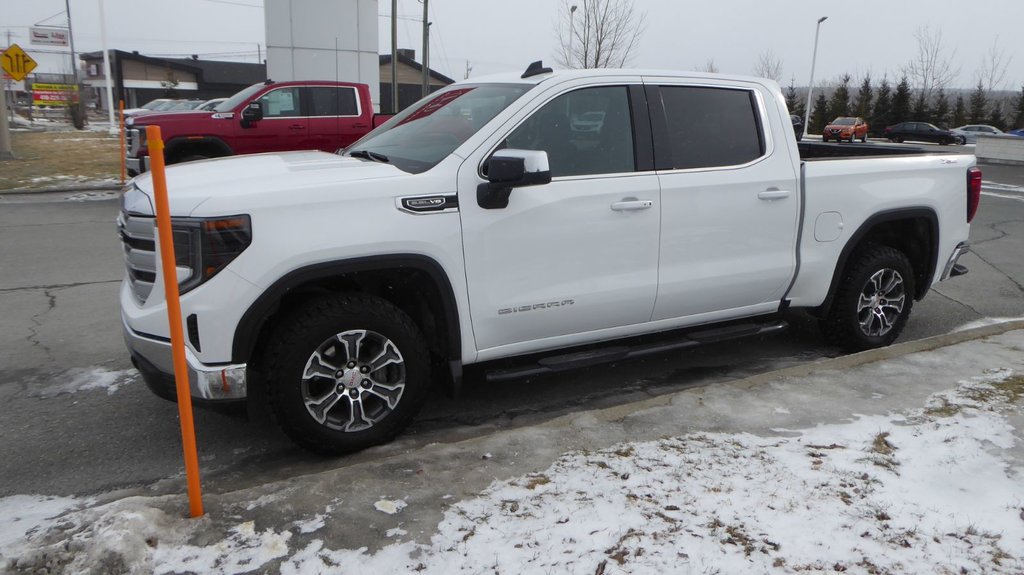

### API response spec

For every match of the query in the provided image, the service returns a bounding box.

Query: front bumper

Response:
[126,156,150,176]
[941,241,970,280]
[123,313,247,401]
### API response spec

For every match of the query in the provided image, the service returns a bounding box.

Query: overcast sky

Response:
[4,0,1023,91]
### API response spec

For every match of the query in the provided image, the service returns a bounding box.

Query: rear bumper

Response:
[123,313,248,401]
[941,241,970,280]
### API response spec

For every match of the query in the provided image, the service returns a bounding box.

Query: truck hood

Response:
[129,151,406,215]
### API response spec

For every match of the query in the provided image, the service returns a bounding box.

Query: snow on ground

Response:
[3,369,1023,574]
[955,316,1024,332]
[27,366,138,398]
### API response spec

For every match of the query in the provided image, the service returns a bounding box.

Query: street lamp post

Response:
[569,5,578,69]
[803,16,828,138]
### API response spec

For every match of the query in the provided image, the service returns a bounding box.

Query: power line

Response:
[428,1,452,79]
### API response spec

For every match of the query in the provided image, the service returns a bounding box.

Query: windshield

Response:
[345,83,532,174]
[832,117,856,125]
[141,99,169,110]
[215,83,267,113]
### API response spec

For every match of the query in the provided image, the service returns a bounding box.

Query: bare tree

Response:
[975,37,1012,94]
[752,49,783,82]
[696,58,719,73]
[902,26,960,103]
[554,0,647,69]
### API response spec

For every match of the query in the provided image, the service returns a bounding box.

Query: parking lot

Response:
[1,140,1022,501]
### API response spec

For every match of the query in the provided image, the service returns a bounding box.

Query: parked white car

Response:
[951,124,1003,144]
[119,63,979,454]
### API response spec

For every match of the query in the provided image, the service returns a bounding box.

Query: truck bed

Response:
[798,141,961,160]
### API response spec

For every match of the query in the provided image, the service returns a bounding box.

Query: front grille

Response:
[126,128,142,156]
[117,210,157,304]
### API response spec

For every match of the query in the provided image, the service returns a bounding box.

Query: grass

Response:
[2,130,122,190]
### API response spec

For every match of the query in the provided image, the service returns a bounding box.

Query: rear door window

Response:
[657,86,764,170]
[309,86,359,117]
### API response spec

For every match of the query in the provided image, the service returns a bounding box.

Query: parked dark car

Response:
[884,122,964,145]
[790,114,803,141]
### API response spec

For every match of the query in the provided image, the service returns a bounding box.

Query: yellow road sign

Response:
[2,44,38,82]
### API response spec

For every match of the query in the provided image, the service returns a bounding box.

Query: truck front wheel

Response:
[264,294,431,455]
[820,244,915,352]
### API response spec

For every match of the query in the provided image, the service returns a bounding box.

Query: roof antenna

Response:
[521,60,553,79]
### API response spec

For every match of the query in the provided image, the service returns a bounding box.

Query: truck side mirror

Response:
[240,101,263,128]
[478,149,551,209]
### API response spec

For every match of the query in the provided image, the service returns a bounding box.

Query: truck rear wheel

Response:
[264,294,431,455]
[820,244,915,352]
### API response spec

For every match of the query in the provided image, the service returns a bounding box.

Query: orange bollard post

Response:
[147,125,204,518]
[119,100,126,184]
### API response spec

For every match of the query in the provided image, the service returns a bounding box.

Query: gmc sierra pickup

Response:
[118,63,979,454]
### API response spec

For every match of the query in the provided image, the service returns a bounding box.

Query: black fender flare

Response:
[231,254,462,365]
[814,207,939,316]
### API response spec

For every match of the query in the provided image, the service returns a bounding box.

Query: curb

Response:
[0,183,123,196]
[527,319,1024,427]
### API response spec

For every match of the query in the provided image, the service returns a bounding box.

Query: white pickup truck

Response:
[118,63,980,454]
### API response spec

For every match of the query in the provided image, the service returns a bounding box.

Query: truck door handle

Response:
[757,189,791,201]
[352,123,368,128]
[610,199,654,211]
[289,124,306,130]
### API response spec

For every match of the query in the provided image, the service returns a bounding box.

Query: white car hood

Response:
[130,151,405,215]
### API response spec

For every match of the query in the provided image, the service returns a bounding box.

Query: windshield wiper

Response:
[348,149,390,163]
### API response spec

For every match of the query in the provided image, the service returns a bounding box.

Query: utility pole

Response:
[98,0,116,133]
[65,0,79,84]
[421,0,429,99]
[464,60,472,80]
[390,0,398,114]
[0,84,12,160]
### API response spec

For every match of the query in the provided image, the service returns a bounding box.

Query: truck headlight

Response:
[170,215,252,294]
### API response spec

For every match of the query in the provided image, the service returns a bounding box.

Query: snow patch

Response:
[29,367,138,398]
[0,495,88,555]
[373,499,407,515]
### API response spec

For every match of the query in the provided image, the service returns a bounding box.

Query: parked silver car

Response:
[951,124,1003,144]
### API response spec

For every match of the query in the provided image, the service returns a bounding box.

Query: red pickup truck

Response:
[125,80,387,175]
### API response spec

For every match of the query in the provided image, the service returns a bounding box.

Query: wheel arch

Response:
[164,136,234,163]
[813,207,938,317]
[233,255,462,368]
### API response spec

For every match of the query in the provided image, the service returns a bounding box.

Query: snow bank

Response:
[4,369,1023,574]
[28,367,138,398]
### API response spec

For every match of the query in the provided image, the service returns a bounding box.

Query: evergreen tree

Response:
[988,101,1005,130]
[911,93,930,122]
[810,92,829,134]
[969,80,988,124]
[890,76,913,124]
[932,89,950,128]
[1012,85,1024,129]
[785,77,805,119]
[870,78,892,136]
[854,75,873,119]
[826,74,852,121]
[952,95,968,127]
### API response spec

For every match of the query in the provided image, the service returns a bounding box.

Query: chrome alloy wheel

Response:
[856,268,906,337]
[300,329,406,432]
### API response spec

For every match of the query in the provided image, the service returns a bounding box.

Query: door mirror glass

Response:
[478,149,551,209]
[240,101,263,128]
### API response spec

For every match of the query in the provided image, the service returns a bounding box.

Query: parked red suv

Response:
[822,116,868,143]
[125,80,388,175]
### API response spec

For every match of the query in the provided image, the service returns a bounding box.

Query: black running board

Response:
[485,321,788,383]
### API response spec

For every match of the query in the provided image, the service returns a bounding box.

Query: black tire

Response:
[819,244,916,352]
[893,136,904,143]
[264,294,431,455]
[861,132,867,143]
[822,135,829,142]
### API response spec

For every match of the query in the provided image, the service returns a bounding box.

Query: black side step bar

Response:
[485,321,788,383]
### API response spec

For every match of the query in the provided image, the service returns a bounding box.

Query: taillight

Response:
[967,167,982,223]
